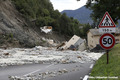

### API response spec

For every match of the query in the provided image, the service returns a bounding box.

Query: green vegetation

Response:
[11,0,91,38]
[89,44,120,80]
[0,34,14,46]
[86,0,120,26]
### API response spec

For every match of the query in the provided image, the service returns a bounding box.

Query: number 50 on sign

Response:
[99,33,115,50]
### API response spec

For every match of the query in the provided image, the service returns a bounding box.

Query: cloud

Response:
[50,0,87,12]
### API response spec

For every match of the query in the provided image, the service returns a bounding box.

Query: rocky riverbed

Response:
[0,46,103,67]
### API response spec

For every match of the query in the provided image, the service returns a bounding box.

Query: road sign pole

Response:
[99,33,115,64]
[106,50,109,64]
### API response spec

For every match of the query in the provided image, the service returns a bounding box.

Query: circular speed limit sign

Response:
[99,33,115,50]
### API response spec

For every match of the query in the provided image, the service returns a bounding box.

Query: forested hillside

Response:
[0,0,92,48]
[12,0,91,37]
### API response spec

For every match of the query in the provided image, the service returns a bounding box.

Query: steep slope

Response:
[62,6,93,24]
[0,0,42,47]
[0,0,68,48]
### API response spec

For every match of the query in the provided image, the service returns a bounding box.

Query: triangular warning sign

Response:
[99,12,116,28]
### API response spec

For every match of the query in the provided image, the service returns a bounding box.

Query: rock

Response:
[77,56,81,58]
[58,69,68,74]
[8,76,15,80]
[62,69,68,73]
[61,60,69,64]
[3,52,9,56]
[35,46,43,50]
[49,74,56,77]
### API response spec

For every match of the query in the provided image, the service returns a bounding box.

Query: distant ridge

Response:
[62,6,120,27]
[61,6,93,24]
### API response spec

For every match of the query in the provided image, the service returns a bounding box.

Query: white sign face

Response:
[99,28,116,33]
[99,33,115,50]
[102,36,113,47]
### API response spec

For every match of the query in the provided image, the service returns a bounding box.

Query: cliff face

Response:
[0,0,41,47]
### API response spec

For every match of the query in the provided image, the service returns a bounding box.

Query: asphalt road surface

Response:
[0,62,94,80]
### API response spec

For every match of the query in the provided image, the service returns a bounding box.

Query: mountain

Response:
[62,6,120,26]
[62,6,93,24]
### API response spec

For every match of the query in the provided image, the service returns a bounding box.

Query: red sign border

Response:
[99,33,115,50]
[99,12,116,28]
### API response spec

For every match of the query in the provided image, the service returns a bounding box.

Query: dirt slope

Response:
[0,0,67,48]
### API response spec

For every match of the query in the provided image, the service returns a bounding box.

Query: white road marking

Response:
[83,75,89,80]
[90,64,94,69]
[24,64,54,76]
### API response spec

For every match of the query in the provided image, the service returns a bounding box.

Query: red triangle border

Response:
[98,11,116,28]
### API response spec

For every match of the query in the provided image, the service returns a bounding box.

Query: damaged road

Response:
[0,62,93,80]
[0,46,104,80]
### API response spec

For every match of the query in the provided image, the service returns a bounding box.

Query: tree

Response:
[86,0,120,24]
[12,0,85,37]
[81,23,91,38]
[59,13,70,34]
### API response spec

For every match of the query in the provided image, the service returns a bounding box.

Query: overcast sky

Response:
[50,0,87,12]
